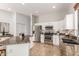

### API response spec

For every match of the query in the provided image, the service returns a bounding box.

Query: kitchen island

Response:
[30,37,79,56]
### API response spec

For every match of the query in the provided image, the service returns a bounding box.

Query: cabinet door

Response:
[65,14,74,29]
[6,44,30,56]
[53,35,59,46]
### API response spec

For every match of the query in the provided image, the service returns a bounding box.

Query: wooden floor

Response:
[30,42,79,56]
[30,42,61,56]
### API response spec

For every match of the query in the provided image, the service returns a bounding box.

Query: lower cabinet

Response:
[6,43,31,56]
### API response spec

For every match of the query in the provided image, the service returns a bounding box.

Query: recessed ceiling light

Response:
[7,8,11,11]
[52,6,56,8]
[21,3,25,5]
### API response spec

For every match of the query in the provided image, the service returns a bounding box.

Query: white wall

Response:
[37,11,75,30]
[38,12,66,23]
[0,10,16,36]
[32,15,38,32]
[16,13,31,35]
[32,15,38,26]
[0,10,31,36]
[36,12,66,30]
[30,15,38,35]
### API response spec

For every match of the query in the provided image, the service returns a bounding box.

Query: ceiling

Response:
[0,3,74,16]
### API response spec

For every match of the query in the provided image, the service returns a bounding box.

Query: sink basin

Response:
[62,38,79,45]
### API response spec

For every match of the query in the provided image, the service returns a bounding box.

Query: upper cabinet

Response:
[65,14,74,29]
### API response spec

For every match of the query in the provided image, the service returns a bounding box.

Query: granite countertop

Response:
[0,35,13,37]
[33,41,53,45]
[41,31,66,35]
[0,37,11,42]
[62,37,79,45]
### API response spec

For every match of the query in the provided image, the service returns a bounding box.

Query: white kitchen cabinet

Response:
[53,34,59,46]
[41,34,44,43]
[65,14,74,29]
[6,43,31,56]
